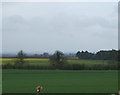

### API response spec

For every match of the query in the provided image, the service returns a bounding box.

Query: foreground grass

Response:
[2,69,118,93]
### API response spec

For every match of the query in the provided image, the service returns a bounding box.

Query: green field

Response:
[2,69,118,93]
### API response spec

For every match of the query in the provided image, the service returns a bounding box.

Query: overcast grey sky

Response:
[2,2,118,54]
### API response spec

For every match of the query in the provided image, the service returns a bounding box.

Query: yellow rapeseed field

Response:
[0,58,49,61]
[0,58,49,65]
[25,58,49,61]
[0,58,16,61]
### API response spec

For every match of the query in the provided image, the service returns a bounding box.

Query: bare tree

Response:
[49,50,67,69]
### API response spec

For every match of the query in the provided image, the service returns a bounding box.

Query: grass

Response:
[2,69,118,93]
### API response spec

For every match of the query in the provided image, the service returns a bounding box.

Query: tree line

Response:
[76,49,118,60]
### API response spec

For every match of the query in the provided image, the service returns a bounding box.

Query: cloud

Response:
[2,2,118,53]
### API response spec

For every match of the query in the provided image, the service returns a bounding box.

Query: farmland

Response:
[1,58,49,66]
[1,58,110,66]
[2,69,118,93]
[1,58,118,93]
[1,58,117,70]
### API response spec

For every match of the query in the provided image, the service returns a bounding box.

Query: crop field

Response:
[2,69,118,93]
[1,58,110,66]
[1,58,49,66]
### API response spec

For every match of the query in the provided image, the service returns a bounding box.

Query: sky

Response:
[2,2,118,54]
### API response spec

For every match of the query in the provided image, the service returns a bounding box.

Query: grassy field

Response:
[2,69,118,93]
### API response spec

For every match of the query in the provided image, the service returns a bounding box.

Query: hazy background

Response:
[2,2,118,54]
